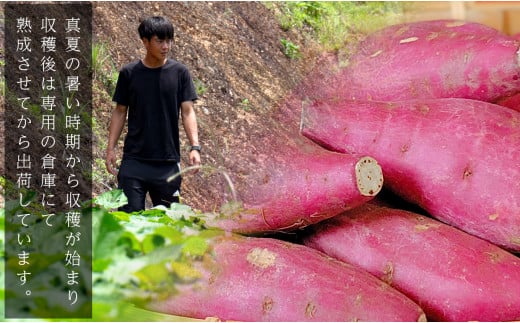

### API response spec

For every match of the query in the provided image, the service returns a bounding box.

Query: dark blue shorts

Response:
[117,158,182,212]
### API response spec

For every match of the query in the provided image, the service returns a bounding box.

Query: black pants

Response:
[117,159,182,213]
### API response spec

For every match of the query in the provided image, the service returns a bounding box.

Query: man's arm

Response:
[105,103,128,175]
[180,100,201,173]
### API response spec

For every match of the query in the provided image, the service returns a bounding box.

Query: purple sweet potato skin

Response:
[151,235,425,322]
[300,98,520,251]
[205,135,380,234]
[304,204,520,321]
[337,20,520,104]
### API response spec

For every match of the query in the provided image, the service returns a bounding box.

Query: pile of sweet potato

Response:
[154,20,520,322]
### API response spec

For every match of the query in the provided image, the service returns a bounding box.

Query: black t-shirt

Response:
[113,59,198,162]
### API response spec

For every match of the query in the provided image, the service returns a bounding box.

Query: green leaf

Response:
[140,208,168,217]
[182,236,209,257]
[122,215,165,243]
[111,210,131,221]
[92,207,125,271]
[134,263,171,287]
[154,226,183,244]
[94,189,128,209]
[142,234,166,254]
[119,231,142,255]
[163,203,196,220]
[169,261,202,280]
[145,244,183,265]
[100,253,148,286]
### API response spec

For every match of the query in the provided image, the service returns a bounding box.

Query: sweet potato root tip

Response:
[355,156,383,197]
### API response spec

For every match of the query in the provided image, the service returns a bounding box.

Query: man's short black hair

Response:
[138,16,174,40]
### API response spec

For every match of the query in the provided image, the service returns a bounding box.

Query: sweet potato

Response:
[150,235,426,321]
[204,134,383,234]
[496,91,520,111]
[337,20,520,106]
[304,204,520,321]
[300,97,520,252]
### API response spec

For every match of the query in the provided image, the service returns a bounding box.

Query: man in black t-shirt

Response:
[105,16,201,212]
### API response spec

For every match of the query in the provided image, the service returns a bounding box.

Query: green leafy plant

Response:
[274,1,325,31]
[0,188,220,321]
[289,1,324,29]
[92,42,109,78]
[271,1,408,55]
[91,189,220,321]
[193,78,207,97]
[92,42,119,96]
[280,38,301,59]
[239,98,251,111]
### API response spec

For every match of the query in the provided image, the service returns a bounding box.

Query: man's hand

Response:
[188,150,201,174]
[106,104,127,176]
[106,149,119,176]
[181,100,200,175]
